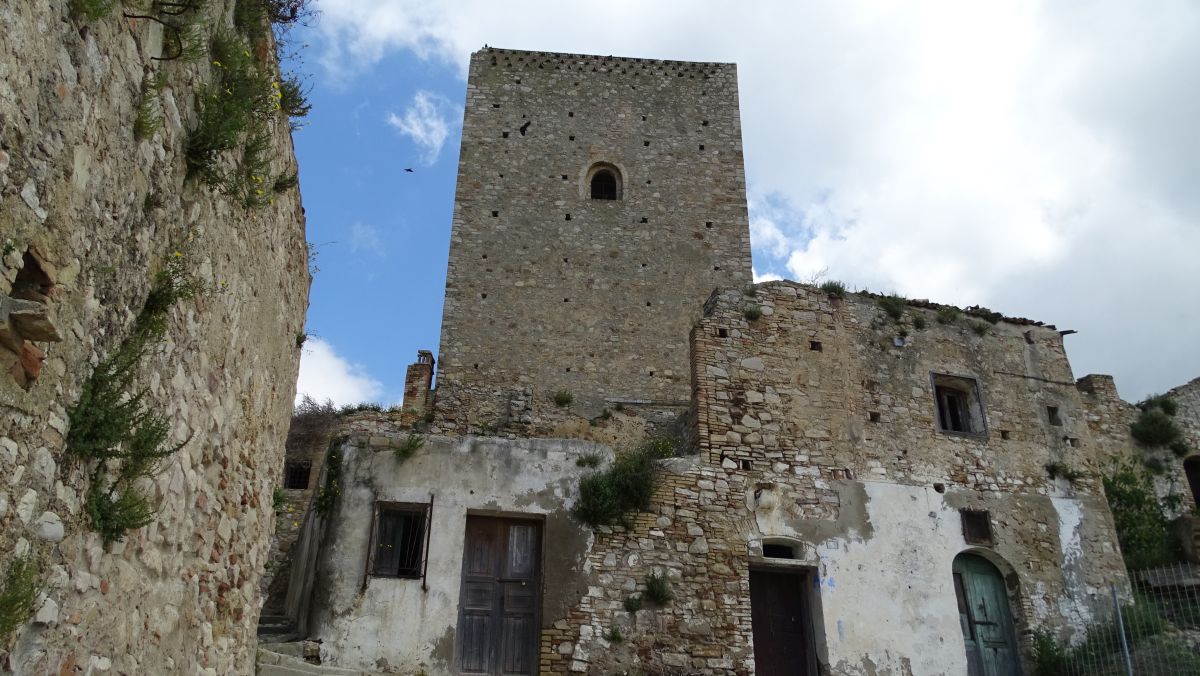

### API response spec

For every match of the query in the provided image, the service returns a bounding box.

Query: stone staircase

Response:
[257,642,370,676]
[257,613,299,642]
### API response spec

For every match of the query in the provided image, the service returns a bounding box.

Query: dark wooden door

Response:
[954,554,1021,676]
[457,516,541,675]
[750,569,811,675]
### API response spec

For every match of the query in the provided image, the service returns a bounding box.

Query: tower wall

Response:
[435,48,753,430]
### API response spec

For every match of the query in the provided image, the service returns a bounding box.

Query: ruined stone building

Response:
[269,48,1200,676]
[1,2,308,674]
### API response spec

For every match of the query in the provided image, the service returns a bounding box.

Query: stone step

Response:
[257,647,368,676]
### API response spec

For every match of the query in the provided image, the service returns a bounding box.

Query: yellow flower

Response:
[212,60,222,67]
[173,251,183,258]
[255,189,263,195]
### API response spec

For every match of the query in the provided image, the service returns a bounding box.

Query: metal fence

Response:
[1041,563,1200,675]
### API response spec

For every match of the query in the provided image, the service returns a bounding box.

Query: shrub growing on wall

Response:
[572,442,662,527]
[1102,461,1180,568]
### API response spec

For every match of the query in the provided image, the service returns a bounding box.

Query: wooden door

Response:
[457,516,541,675]
[750,569,812,675]
[954,554,1021,676]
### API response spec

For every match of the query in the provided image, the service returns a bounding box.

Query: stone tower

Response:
[434,47,752,428]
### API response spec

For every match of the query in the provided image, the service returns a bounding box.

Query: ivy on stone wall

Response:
[313,439,343,515]
[67,254,204,544]
[1102,460,1181,569]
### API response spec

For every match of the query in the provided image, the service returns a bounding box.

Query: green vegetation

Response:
[133,73,165,140]
[604,626,623,643]
[1045,462,1084,483]
[273,172,299,193]
[0,556,39,639]
[878,295,906,321]
[743,305,763,321]
[394,433,424,463]
[71,0,114,20]
[552,390,574,407]
[971,322,990,336]
[67,254,203,544]
[1103,461,1179,568]
[937,306,961,324]
[1131,397,1186,454]
[912,313,927,330]
[273,486,285,509]
[339,402,383,414]
[1031,597,1200,676]
[644,572,674,606]
[819,280,846,298]
[278,75,312,119]
[623,595,643,613]
[294,332,307,348]
[1142,394,1179,417]
[314,440,343,515]
[576,453,601,468]
[572,440,663,527]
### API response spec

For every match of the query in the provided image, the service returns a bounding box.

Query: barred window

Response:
[371,503,428,578]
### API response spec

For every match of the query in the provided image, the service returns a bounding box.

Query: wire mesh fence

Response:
[1038,562,1200,675]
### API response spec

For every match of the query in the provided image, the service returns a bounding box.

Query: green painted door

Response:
[953,554,1021,676]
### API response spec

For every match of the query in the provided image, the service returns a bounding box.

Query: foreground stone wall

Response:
[434,47,753,433]
[0,2,308,673]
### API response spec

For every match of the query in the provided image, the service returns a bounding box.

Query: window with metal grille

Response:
[590,170,617,199]
[932,373,987,436]
[283,461,311,489]
[371,503,428,578]
[961,510,994,545]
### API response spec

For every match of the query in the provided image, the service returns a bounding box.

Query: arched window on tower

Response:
[588,165,621,200]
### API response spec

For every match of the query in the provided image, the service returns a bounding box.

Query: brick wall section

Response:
[434,48,753,433]
[400,350,435,426]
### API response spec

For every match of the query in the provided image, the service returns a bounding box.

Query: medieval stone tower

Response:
[434,48,753,428]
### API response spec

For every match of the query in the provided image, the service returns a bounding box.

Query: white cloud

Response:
[349,222,384,256]
[311,0,1200,399]
[295,338,384,407]
[385,91,457,165]
[752,268,782,284]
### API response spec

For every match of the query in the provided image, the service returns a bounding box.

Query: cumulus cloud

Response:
[385,91,457,165]
[295,338,384,407]
[311,0,1200,399]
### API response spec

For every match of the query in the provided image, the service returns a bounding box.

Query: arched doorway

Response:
[1185,456,1200,508]
[953,552,1021,676]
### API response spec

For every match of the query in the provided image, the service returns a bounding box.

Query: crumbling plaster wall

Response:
[309,432,608,674]
[0,2,307,673]
[434,48,752,433]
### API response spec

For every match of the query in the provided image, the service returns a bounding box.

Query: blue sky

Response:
[291,1,1200,407]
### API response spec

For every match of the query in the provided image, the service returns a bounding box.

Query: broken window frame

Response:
[960,509,994,546]
[930,373,988,437]
[367,500,431,580]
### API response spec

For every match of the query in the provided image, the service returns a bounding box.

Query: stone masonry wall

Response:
[1078,373,1200,518]
[0,2,308,673]
[434,48,753,434]
[543,282,1127,675]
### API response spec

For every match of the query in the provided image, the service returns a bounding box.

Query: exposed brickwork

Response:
[434,48,753,434]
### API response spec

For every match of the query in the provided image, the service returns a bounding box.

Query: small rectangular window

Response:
[1047,406,1062,426]
[283,461,311,489]
[932,373,986,436]
[371,502,429,578]
[961,510,993,545]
